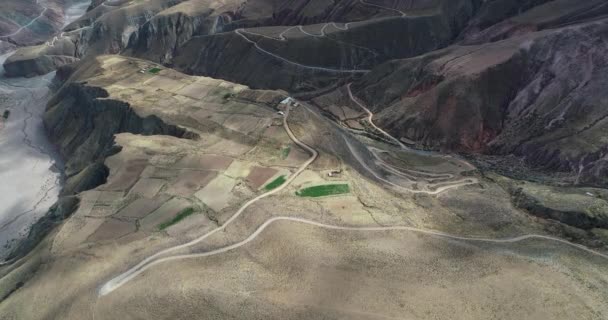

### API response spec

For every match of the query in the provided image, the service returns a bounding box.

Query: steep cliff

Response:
[3,37,77,77]
[45,78,194,194]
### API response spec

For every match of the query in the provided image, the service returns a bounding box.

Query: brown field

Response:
[116,196,169,219]
[140,198,193,232]
[223,114,271,135]
[143,76,187,92]
[128,178,166,198]
[247,166,279,189]
[141,166,179,179]
[175,154,234,171]
[328,104,363,121]
[175,83,214,100]
[87,206,116,218]
[345,119,365,130]
[165,170,217,197]
[100,159,148,191]
[87,218,136,242]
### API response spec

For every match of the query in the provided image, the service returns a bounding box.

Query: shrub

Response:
[158,207,196,230]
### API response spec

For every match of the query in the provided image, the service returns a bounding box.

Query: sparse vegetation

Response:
[158,207,196,230]
[148,67,162,74]
[2,109,9,119]
[264,175,286,191]
[281,145,291,159]
[296,184,350,197]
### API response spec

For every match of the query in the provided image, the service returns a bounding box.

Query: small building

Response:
[327,169,343,178]
[280,97,295,105]
[280,97,300,108]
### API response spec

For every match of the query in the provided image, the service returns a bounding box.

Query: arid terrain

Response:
[0,1,607,319]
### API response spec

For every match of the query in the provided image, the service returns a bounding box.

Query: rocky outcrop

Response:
[44,82,194,181]
[3,38,77,77]
[490,174,608,230]
[4,55,77,78]
[124,0,244,64]
[5,196,79,261]
[512,188,608,230]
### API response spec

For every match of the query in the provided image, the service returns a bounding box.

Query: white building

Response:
[280,97,295,105]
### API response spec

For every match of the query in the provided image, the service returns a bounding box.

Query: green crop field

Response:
[264,175,286,191]
[158,207,196,230]
[296,184,350,197]
[148,67,162,74]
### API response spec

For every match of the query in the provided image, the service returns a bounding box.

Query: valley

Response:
[0,0,90,260]
[0,1,607,319]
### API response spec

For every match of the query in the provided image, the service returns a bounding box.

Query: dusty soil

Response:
[0,54,606,320]
[247,166,279,189]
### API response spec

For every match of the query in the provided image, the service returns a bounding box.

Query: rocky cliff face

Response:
[45,80,193,194]
[124,0,245,64]
[3,37,78,77]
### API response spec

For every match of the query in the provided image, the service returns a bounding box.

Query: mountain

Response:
[0,0,85,49]
[1,1,608,319]
[8,1,607,188]
[351,0,608,187]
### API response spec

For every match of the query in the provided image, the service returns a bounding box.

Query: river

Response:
[0,0,90,260]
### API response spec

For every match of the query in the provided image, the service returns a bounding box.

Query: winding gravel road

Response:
[241,0,406,43]
[347,83,410,149]
[233,0,410,74]
[360,0,407,17]
[235,29,370,73]
[345,83,479,192]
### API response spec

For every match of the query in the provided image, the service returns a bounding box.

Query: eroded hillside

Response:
[1,1,608,319]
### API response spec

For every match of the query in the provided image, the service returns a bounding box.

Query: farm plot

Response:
[296,184,350,198]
